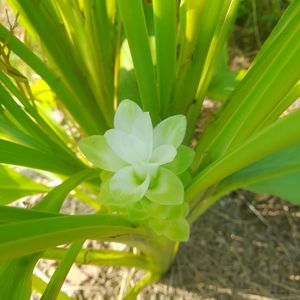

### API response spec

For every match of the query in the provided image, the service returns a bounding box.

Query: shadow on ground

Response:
[142,193,300,300]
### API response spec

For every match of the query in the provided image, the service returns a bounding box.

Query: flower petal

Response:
[109,166,150,205]
[146,167,184,205]
[105,129,149,163]
[132,112,153,158]
[79,135,127,172]
[151,145,176,165]
[164,145,195,174]
[153,115,186,148]
[114,99,143,133]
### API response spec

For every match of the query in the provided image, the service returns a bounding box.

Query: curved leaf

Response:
[0,165,49,205]
[215,141,300,204]
[0,214,133,261]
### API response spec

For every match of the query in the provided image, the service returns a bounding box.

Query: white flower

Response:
[79,100,194,207]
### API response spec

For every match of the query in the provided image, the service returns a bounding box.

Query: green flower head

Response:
[79,99,194,208]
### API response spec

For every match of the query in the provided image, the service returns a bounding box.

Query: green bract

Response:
[79,100,194,241]
[79,100,194,206]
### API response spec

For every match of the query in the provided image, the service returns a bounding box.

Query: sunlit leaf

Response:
[0,165,49,205]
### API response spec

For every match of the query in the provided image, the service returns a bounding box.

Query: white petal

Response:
[151,145,177,165]
[105,129,149,163]
[79,135,127,172]
[153,115,186,148]
[131,112,153,159]
[109,166,150,205]
[146,167,184,205]
[114,99,143,133]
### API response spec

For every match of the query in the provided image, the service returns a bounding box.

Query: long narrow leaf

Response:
[41,242,84,300]
[0,165,49,205]
[0,139,85,175]
[153,0,177,116]
[0,23,105,134]
[193,1,300,170]
[186,108,300,202]
[32,275,75,300]
[0,214,135,261]
[35,168,99,212]
[0,206,58,223]
[117,0,159,119]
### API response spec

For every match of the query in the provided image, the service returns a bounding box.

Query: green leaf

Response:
[173,0,237,117]
[186,108,300,202]
[194,0,300,171]
[118,41,141,105]
[0,166,49,205]
[0,206,58,223]
[153,115,186,149]
[0,24,105,135]
[35,168,100,212]
[184,0,239,141]
[9,0,110,131]
[153,0,177,116]
[0,168,99,299]
[164,145,195,175]
[207,70,242,102]
[255,80,300,131]
[41,242,83,300]
[146,168,184,205]
[249,171,300,204]
[0,256,36,300]
[32,274,75,300]
[215,141,300,204]
[117,0,159,118]
[0,214,133,261]
[0,139,84,175]
[79,135,127,172]
[0,113,47,151]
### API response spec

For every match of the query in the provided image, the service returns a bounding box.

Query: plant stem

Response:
[43,247,160,273]
[122,272,160,300]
